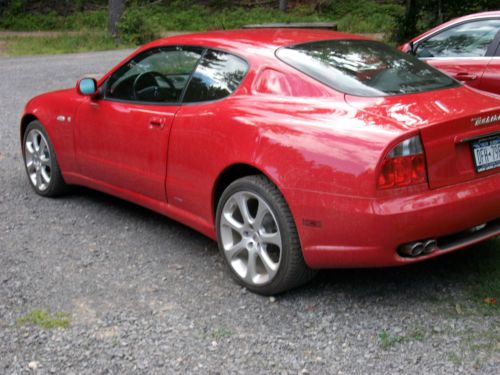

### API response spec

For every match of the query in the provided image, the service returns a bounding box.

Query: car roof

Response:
[144,28,368,56]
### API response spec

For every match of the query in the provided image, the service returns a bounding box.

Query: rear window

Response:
[276,39,459,97]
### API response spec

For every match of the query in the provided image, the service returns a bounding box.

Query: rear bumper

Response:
[285,173,500,268]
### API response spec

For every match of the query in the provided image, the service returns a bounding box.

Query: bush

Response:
[118,6,160,45]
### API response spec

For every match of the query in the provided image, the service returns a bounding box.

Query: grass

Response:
[379,329,425,349]
[17,309,71,329]
[210,327,232,340]
[0,32,132,56]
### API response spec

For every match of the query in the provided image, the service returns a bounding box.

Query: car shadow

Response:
[288,239,499,304]
[58,186,498,303]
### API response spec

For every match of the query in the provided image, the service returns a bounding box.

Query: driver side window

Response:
[105,46,203,103]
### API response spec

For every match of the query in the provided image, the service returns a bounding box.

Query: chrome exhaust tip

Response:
[398,242,424,257]
[423,239,437,254]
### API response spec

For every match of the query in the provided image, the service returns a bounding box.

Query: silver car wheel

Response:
[25,129,52,191]
[220,191,282,286]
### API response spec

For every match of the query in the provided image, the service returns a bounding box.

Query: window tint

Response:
[276,39,458,97]
[106,46,203,103]
[182,50,248,103]
[416,19,500,58]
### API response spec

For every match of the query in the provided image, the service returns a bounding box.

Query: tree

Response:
[108,0,125,37]
[279,0,287,12]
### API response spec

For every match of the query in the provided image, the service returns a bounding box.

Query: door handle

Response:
[454,72,477,82]
[149,117,166,129]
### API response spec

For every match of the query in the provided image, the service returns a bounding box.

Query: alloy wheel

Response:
[24,129,52,191]
[219,191,282,286]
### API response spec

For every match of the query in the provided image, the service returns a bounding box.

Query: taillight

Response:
[377,135,428,189]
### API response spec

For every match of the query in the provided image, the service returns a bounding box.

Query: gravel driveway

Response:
[0,50,499,375]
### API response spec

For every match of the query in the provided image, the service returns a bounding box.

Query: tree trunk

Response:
[279,0,288,12]
[108,0,125,37]
[403,0,418,40]
[437,0,443,24]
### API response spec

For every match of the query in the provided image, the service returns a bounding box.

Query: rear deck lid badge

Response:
[471,114,500,127]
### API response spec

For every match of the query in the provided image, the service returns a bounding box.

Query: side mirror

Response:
[76,78,98,96]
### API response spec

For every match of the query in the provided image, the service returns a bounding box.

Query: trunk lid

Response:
[345,86,500,189]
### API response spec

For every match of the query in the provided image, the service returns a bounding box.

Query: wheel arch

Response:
[20,114,38,142]
[212,163,288,222]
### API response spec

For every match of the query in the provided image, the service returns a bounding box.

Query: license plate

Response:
[471,136,500,172]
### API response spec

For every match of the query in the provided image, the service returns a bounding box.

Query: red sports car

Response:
[21,28,500,295]
[400,11,500,95]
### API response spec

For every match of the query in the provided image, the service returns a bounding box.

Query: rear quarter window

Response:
[182,50,248,103]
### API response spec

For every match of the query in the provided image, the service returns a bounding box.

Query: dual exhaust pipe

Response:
[398,239,437,257]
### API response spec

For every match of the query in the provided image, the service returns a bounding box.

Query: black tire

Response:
[22,120,67,197]
[216,175,316,295]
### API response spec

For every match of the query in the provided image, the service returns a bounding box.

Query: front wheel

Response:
[22,120,67,197]
[216,175,315,295]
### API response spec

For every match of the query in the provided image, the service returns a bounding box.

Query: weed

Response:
[210,327,232,340]
[17,309,70,329]
[447,351,461,365]
[379,329,425,349]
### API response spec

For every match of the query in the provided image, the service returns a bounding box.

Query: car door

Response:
[166,49,249,219]
[75,46,203,201]
[415,18,500,90]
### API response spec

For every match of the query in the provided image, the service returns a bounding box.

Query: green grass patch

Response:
[17,309,70,329]
[379,329,425,349]
[1,32,132,56]
[210,327,232,340]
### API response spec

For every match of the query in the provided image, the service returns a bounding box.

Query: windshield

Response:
[276,39,459,97]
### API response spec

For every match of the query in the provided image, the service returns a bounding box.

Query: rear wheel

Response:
[216,175,315,295]
[22,121,67,197]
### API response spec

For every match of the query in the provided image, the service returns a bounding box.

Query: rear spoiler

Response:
[243,22,337,31]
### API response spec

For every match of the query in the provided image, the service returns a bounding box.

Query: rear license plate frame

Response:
[470,135,500,173]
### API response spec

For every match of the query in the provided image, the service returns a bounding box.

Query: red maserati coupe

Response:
[21,28,500,294]
[400,11,500,95]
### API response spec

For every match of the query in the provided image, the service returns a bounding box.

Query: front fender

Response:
[21,89,83,174]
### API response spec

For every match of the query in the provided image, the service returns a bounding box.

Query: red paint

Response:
[400,11,500,95]
[21,28,500,269]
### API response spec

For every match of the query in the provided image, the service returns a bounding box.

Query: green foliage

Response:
[0,0,404,35]
[339,0,403,34]
[5,0,28,15]
[0,9,107,31]
[17,309,71,329]
[118,5,159,44]
[0,0,496,49]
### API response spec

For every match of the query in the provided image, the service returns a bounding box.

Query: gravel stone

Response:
[0,50,499,374]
